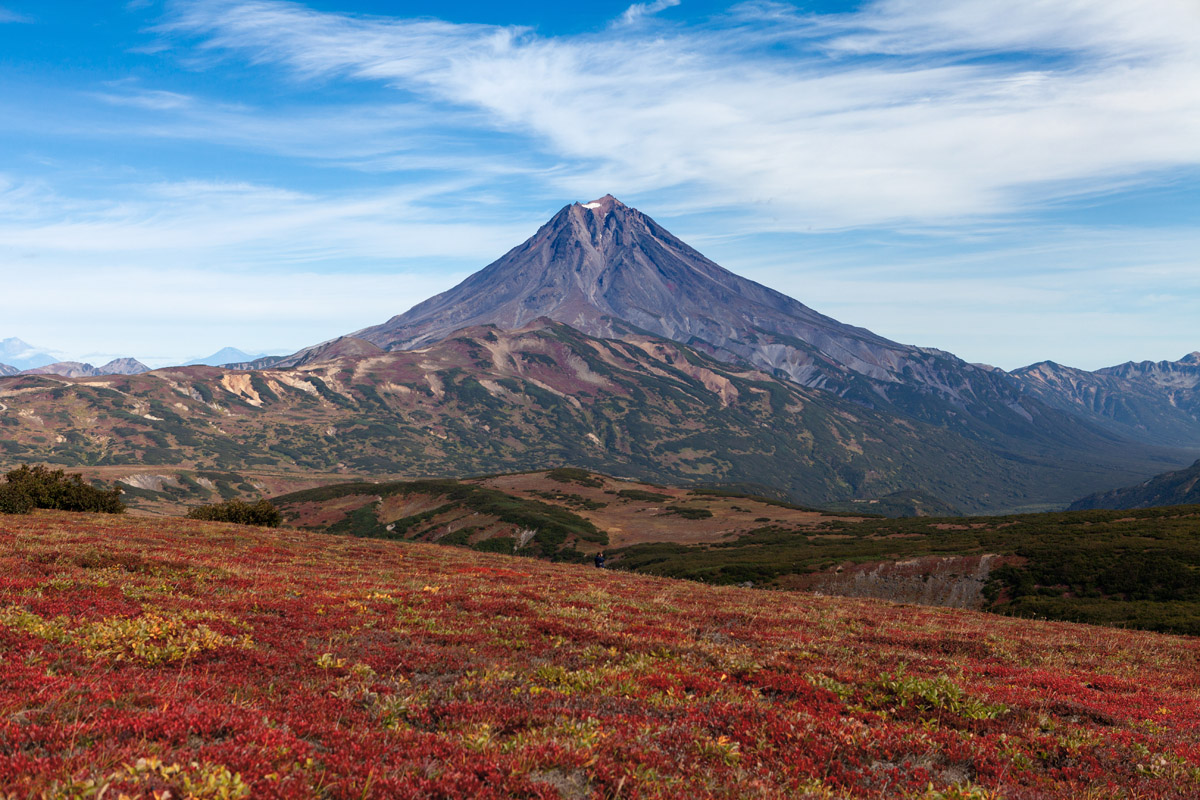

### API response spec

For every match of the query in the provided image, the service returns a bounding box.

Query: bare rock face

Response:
[783,554,1009,610]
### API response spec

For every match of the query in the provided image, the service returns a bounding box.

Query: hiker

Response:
[594,552,606,569]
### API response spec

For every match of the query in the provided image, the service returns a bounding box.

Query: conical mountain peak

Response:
[578,194,625,213]
[352,196,889,381]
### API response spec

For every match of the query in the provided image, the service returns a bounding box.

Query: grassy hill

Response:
[275,470,1200,636]
[3,511,1200,798]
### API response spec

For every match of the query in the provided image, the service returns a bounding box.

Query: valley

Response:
[269,467,1200,636]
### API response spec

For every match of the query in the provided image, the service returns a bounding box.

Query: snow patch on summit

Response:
[582,202,602,209]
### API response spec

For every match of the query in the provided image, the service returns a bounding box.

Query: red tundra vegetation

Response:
[1,512,1199,799]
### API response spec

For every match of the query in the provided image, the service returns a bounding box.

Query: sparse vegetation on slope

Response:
[276,478,607,560]
[616,505,1200,635]
[0,322,1185,514]
[2,511,1200,798]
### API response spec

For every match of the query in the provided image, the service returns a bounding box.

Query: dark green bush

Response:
[618,489,671,503]
[665,505,713,520]
[546,468,604,488]
[0,483,34,515]
[187,498,283,527]
[3,465,125,514]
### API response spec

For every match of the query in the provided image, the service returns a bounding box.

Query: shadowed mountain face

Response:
[1013,354,1200,448]
[342,195,1189,469]
[1070,458,1200,510]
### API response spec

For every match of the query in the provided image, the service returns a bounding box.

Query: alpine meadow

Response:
[2,2,1200,798]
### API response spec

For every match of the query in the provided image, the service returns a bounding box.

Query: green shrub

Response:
[3,465,125,514]
[618,489,671,503]
[546,468,604,488]
[186,499,282,528]
[665,505,713,520]
[0,483,34,515]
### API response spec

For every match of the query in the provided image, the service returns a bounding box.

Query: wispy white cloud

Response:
[0,173,534,265]
[618,0,682,26]
[0,6,32,23]
[157,0,1200,230]
[0,174,515,364]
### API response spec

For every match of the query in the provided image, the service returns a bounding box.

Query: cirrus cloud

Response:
[159,0,1200,229]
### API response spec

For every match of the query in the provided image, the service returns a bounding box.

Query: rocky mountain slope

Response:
[0,363,16,377]
[0,320,1174,513]
[1013,353,1200,447]
[1070,458,1200,510]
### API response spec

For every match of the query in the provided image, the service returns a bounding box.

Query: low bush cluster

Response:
[186,498,282,527]
[0,465,125,515]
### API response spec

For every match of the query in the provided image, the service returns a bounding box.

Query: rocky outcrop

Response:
[783,554,1009,609]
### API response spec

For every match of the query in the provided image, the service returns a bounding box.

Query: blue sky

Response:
[0,0,1197,370]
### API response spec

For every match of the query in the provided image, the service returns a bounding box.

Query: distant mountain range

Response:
[17,358,150,378]
[0,320,1109,513]
[1012,354,1200,448]
[1,196,1196,511]
[0,337,151,378]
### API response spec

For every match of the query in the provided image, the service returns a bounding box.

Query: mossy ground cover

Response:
[2,511,1200,798]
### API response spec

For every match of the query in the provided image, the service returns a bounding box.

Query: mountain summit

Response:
[354,195,899,389]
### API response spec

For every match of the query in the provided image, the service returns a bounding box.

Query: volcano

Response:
[353,195,904,390]
[339,197,1159,455]
[255,195,1193,500]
